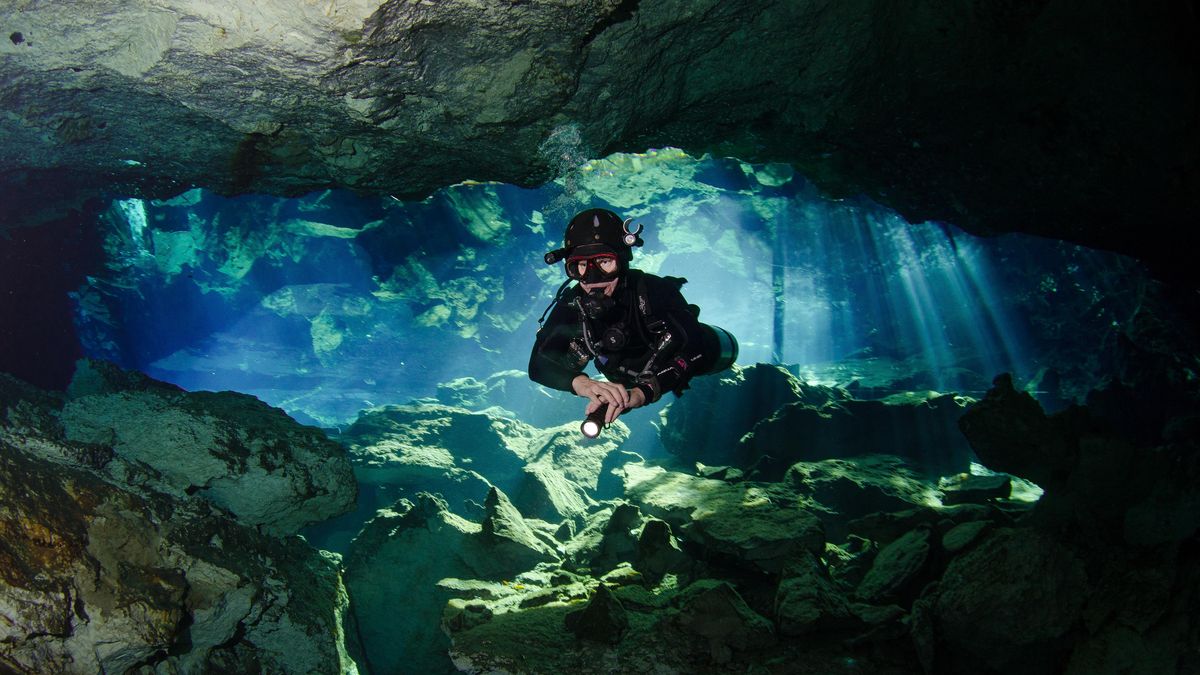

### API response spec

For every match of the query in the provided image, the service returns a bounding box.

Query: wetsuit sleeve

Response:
[528,294,587,392]
[641,278,712,400]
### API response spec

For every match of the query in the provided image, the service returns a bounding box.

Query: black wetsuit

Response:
[528,270,719,402]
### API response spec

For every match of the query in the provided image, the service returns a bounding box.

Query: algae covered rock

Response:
[676,580,775,664]
[565,584,629,644]
[622,463,824,574]
[344,489,560,675]
[58,359,355,536]
[774,552,853,636]
[636,518,692,583]
[784,455,937,540]
[940,473,1012,504]
[481,486,562,569]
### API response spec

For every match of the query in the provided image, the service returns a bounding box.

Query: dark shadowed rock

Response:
[676,580,775,664]
[855,525,932,605]
[774,552,853,636]
[660,364,819,465]
[565,584,628,645]
[961,373,1200,548]
[741,394,975,479]
[636,518,692,583]
[958,373,1079,488]
[934,528,1087,675]
[4,1,1194,285]
[941,520,991,554]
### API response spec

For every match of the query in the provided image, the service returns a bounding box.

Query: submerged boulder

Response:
[933,528,1088,675]
[784,455,937,541]
[855,525,933,605]
[565,584,629,644]
[676,580,776,664]
[774,553,854,636]
[59,359,356,535]
[740,394,975,479]
[344,489,559,675]
[622,463,824,574]
[661,364,832,464]
[340,402,622,523]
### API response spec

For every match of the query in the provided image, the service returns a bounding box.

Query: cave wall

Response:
[1,0,1196,283]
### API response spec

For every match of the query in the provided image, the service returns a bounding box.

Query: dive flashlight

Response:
[581,403,609,438]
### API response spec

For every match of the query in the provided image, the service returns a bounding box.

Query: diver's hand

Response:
[626,386,647,409]
[573,375,629,423]
[580,384,648,425]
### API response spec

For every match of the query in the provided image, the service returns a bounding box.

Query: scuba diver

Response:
[529,208,738,436]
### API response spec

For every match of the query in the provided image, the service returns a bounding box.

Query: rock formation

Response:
[2,1,1195,284]
[59,359,357,535]
[0,368,357,673]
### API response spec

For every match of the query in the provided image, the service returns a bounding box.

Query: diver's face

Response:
[582,277,618,296]
[569,254,620,296]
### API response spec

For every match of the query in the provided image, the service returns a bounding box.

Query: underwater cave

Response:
[1,2,1198,674]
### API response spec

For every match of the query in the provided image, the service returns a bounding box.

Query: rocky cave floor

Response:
[1,357,1198,674]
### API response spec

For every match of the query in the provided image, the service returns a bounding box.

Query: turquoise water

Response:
[72,150,1140,426]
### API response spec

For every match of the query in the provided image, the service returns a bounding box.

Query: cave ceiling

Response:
[0,0,1196,283]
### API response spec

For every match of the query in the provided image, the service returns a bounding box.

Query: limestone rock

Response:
[784,455,938,541]
[591,503,643,574]
[961,374,1200,548]
[958,373,1078,487]
[660,364,832,465]
[0,439,353,674]
[846,503,998,549]
[2,0,1195,286]
[636,519,692,583]
[934,528,1088,674]
[774,553,853,636]
[676,580,775,663]
[623,463,824,574]
[516,462,597,522]
[57,359,355,536]
[565,584,628,645]
[481,486,561,569]
[855,525,933,605]
[940,473,1012,505]
[740,394,975,479]
[342,403,619,523]
[942,520,992,554]
[437,370,580,428]
[344,491,559,674]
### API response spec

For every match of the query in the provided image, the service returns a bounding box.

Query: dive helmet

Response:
[544,208,644,275]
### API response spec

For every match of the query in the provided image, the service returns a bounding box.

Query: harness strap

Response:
[536,278,574,330]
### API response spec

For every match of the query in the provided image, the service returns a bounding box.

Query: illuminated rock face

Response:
[0,372,355,674]
[59,359,357,536]
[1,1,1196,277]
